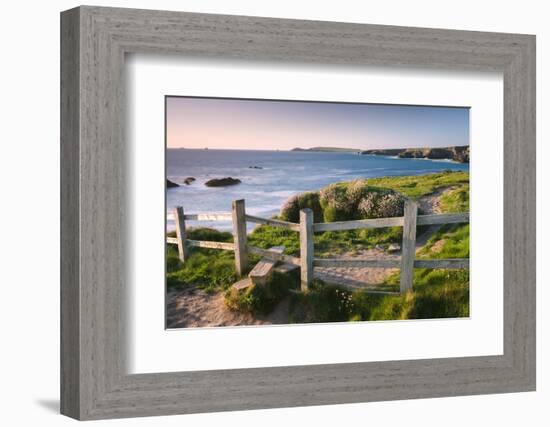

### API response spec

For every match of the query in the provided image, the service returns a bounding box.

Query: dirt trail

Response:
[167,288,290,328]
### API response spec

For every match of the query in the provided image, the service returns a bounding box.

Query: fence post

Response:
[173,206,188,262]
[400,199,418,294]
[232,199,248,276]
[299,208,314,291]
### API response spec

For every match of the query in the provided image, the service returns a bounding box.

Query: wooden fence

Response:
[167,199,469,294]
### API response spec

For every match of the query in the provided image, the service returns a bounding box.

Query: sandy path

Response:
[167,287,290,328]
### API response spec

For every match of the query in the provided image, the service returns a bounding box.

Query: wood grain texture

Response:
[245,214,300,231]
[184,213,233,221]
[314,258,400,268]
[173,207,188,262]
[232,199,248,275]
[60,5,536,420]
[400,200,418,293]
[299,209,314,291]
[416,213,469,226]
[248,246,301,266]
[60,7,80,419]
[186,240,235,250]
[314,216,403,232]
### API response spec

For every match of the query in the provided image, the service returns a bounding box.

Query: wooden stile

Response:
[299,209,314,291]
[232,199,248,276]
[167,199,469,294]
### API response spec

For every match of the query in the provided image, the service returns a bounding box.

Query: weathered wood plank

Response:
[417,213,469,226]
[231,278,253,291]
[400,200,418,293]
[313,216,403,232]
[414,259,470,269]
[248,246,285,286]
[248,246,301,266]
[232,199,248,276]
[300,209,314,291]
[184,213,233,221]
[274,263,300,274]
[173,207,188,262]
[249,260,276,286]
[187,240,235,250]
[313,258,400,268]
[245,214,300,231]
[166,237,179,245]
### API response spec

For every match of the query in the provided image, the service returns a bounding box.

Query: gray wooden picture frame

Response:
[60,5,536,420]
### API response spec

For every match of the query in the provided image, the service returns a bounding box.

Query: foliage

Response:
[279,191,323,223]
[319,182,355,222]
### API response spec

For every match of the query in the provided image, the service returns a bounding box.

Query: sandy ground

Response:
[167,288,290,328]
[166,187,454,328]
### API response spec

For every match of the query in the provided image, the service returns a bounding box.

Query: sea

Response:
[166,149,469,231]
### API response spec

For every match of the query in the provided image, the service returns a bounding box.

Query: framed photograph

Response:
[61,6,536,420]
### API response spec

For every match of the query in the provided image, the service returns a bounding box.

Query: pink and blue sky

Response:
[166,96,469,150]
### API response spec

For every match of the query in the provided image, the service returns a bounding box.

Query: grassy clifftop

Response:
[166,171,470,324]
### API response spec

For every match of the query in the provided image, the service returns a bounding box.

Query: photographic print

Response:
[165,96,470,329]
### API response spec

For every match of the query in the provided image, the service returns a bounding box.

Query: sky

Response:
[166,96,469,150]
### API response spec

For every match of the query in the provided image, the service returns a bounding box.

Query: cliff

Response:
[361,145,469,163]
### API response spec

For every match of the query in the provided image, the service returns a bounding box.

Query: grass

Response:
[290,268,469,323]
[166,228,239,293]
[166,171,470,323]
[439,184,470,213]
[367,170,469,199]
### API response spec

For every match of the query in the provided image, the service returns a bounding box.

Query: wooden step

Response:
[231,278,253,291]
[274,263,300,274]
[248,246,285,286]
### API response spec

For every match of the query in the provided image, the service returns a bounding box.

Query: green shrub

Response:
[357,189,405,219]
[279,192,323,223]
[319,183,355,222]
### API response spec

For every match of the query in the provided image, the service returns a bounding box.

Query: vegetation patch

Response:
[167,171,470,323]
[289,268,469,323]
[166,228,238,293]
[367,170,469,199]
[225,271,299,315]
[439,184,470,213]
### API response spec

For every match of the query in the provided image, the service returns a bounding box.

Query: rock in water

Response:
[184,177,196,185]
[204,177,241,187]
[167,179,179,188]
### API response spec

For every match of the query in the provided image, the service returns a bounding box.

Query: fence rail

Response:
[167,199,469,294]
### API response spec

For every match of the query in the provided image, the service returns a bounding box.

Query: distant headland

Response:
[290,145,469,163]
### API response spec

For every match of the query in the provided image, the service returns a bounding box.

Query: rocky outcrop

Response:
[167,179,179,188]
[204,177,241,187]
[248,166,263,169]
[362,145,469,163]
